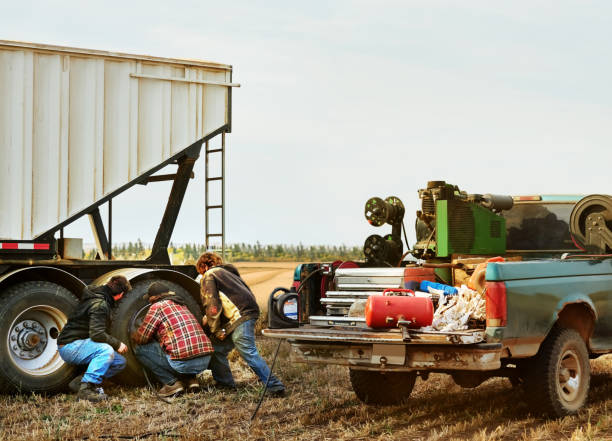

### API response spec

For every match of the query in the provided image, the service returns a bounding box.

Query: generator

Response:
[413,181,514,258]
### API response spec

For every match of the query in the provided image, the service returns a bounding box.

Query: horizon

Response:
[2,1,610,248]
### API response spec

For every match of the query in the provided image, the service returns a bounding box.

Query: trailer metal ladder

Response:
[205,132,226,258]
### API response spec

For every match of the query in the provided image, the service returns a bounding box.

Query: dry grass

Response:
[2,339,612,441]
[3,263,612,440]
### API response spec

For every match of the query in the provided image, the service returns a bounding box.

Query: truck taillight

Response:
[485,281,507,327]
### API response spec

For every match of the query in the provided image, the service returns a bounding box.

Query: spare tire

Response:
[110,278,203,386]
[0,281,78,393]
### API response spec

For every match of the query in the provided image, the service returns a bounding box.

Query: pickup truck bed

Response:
[263,258,612,417]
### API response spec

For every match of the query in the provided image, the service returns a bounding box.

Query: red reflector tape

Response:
[1,243,50,250]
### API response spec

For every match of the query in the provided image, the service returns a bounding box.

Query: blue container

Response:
[420,280,458,296]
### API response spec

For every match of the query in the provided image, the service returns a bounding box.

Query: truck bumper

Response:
[263,327,502,371]
[286,341,501,371]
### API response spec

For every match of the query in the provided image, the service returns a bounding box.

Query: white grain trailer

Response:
[0,41,238,392]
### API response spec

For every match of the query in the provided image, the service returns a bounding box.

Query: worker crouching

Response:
[131,282,214,397]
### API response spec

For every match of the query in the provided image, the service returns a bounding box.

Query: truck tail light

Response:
[485,281,507,327]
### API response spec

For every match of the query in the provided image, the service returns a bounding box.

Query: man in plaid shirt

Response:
[132,282,213,397]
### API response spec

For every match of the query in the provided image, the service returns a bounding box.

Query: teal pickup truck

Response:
[263,192,612,417]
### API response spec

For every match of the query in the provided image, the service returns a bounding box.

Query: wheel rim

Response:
[7,305,68,376]
[557,348,582,403]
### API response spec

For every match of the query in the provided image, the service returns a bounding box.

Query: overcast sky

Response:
[2,1,611,247]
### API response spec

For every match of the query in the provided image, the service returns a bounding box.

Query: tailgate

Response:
[262,326,500,371]
[262,326,486,345]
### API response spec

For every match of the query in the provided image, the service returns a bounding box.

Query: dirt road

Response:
[233,262,297,309]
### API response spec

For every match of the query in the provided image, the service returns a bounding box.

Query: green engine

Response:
[414,181,513,258]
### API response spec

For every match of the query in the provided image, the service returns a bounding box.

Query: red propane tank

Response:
[365,289,434,329]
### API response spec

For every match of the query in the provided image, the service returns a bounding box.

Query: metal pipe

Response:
[129,73,240,87]
[108,199,112,260]
[222,132,226,260]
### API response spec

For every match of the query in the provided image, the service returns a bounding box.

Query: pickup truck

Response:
[263,193,612,417]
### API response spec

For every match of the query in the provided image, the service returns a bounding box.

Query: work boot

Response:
[77,382,107,402]
[68,374,83,393]
[213,381,237,391]
[268,387,286,398]
[186,377,200,392]
[158,381,184,397]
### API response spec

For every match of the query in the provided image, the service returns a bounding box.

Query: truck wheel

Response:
[349,369,416,405]
[527,327,590,417]
[0,281,78,393]
[110,279,202,386]
[451,371,487,388]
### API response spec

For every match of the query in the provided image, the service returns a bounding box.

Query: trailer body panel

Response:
[0,41,232,240]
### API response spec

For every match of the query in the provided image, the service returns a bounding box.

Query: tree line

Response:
[84,241,364,263]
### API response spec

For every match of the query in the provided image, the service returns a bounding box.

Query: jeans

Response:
[133,342,211,385]
[58,338,126,385]
[209,319,284,391]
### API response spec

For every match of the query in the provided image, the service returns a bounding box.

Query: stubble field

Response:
[1,263,612,440]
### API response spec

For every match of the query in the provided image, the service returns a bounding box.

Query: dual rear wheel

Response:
[0,281,78,393]
[0,278,201,392]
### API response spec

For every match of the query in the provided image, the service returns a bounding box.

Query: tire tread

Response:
[525,326,590,417]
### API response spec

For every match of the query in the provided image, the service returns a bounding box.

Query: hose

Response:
[129,304,172,404]
[250,338,284,424]
[402,220,411,252]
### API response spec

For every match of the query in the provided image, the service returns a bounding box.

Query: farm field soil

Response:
[2,263,612,440]
[233,262,297,308]
[2,342,612,440]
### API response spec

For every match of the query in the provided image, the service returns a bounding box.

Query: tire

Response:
[451,371,487,389]
[526,327,590,417]
[509,375,525,388]
[349,368,416,405]
[0,281,79,393]
[110,278,203,386]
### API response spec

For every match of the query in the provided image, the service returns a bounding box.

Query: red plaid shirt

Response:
[134,299,213,360]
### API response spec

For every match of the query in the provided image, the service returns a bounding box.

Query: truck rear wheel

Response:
[110,278,202,386]
[451,371,487,388]
[527,327,590,417]
[349,369,416,405]
[0,281,78,393]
